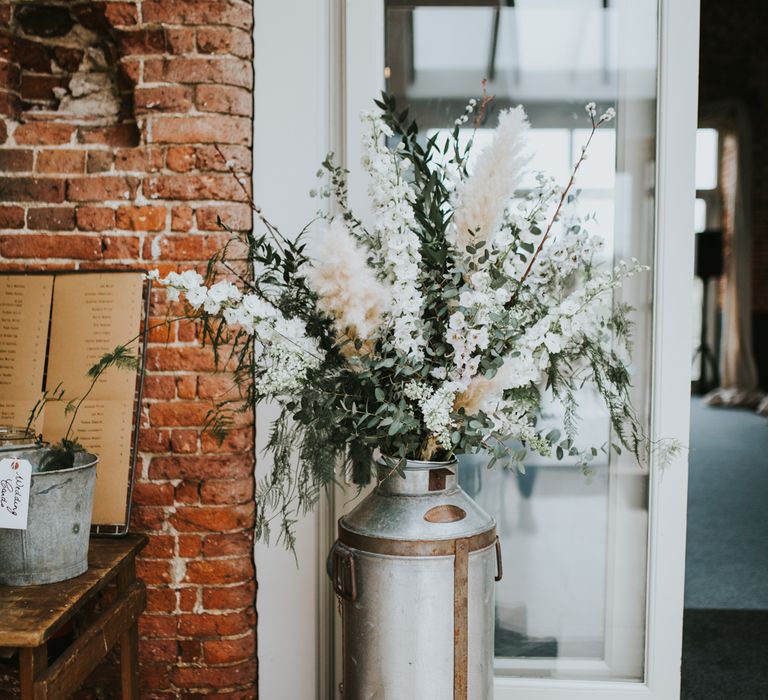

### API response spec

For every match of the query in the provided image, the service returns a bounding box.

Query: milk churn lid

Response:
[339,458,496,550]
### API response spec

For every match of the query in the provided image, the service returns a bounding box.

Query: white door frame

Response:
[253,0,699,697]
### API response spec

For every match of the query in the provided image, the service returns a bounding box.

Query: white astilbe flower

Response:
[152,272,324,397]
[451,106,530,252]
[304,217,392,342]
[360,111,425,361]
[404,381,456,450]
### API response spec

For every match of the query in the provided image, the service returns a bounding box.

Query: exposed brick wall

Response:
[699,0,768,387]
[0,1,257,697]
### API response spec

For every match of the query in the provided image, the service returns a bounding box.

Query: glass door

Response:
[342,0,698,697]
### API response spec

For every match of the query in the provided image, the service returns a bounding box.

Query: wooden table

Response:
[0,535,147,700]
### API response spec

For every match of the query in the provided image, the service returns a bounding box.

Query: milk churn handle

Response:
[494,536,503,582]
[328,541,358,601]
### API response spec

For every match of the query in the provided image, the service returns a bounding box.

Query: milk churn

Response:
[328,458,502,700]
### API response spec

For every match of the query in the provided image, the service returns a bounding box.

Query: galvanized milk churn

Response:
[328,458,502,700]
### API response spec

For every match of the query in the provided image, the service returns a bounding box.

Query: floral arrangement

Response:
[151,93,658,546]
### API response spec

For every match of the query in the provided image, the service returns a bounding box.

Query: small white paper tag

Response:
[0,457,32,530]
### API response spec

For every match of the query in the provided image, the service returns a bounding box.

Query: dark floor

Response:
[682,399,768,698]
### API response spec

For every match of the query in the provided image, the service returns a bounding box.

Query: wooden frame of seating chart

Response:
[0,271,150,536]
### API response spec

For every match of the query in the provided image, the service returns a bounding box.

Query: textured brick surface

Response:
[0,0,257,697]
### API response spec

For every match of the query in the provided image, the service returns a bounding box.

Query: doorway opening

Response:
[682,2,768,697]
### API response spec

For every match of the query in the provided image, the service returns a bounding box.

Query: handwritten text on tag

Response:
[0,458,32,530]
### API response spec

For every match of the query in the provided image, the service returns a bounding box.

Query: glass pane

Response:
[694,198,707,233]
[696,128,719,190]
[386,0,658,683]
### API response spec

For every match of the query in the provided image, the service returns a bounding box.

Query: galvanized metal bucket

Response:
[328,458,502,700]
[0,447,98,586]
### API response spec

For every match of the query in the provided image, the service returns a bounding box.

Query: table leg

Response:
[117,559,140,700]
[19,645,47,700]
[120,622,139,700]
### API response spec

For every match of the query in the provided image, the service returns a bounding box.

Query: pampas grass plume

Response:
[305,218,391,342]
[452,106,530,252]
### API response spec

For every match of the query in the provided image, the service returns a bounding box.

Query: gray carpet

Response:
[682,399,768,698]
[684,398,768,609]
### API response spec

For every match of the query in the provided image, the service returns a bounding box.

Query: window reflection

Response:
[386,0,658,682]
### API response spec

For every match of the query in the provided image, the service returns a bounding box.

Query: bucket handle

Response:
[327,541,358,601]
[494,536,503,582]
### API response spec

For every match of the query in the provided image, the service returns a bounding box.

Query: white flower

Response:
[186,286,207,309]
[359,112,426,361]
[404,381,456,450]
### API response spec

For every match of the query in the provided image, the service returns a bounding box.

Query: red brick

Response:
[138,428,171,452]
[78,124,139,148]
[149,401,211,427]
[141,534,176,558]
[67,176,139,202]
[0,205,24,228]
[170,659,257,689]
[86,151,114,173]
[143,233,228,261]
[171,206,194,232]
[148,454,252,481]
[116,205,166,231]
[0,149,33,172]
[76,206,115,232]
[130,504,167,531]
[176,375,197,399]
[171,429,199,454]
[119,28,166,55]
[14,123,74,145]
[158,57,253,89]
[202,532,253,558]
[132,482,175,507]
[103,2,139,26]
[199,476,253,506]
[0,234,99,259]
[166,146,195,173]
[134,85,193,113]
[202,635,255,665]
[145,587,176,611]
[177,610,255,638]
[142,1,253,30]
[0,177,64,202]
[165,27,196,54]
[27,207,75,231]
[144,174,247,201]
[35,150,85,174]
[139,614,177,639]
[176,318,201,342]
[197,28,251,58]
[151,116,250,145]
[143,375,177,400]
[201,428,253,456]
[178,587,198,612]
[171,505,254,534]
[137,559,172,584]
[115,147,164,172]
[197,375,239,400]
[138,639,177,664]
[178,533,202,557]
[101,235,140,259]
[196,204,251,231]
[196,145,252,171]
[202,581,255,610]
